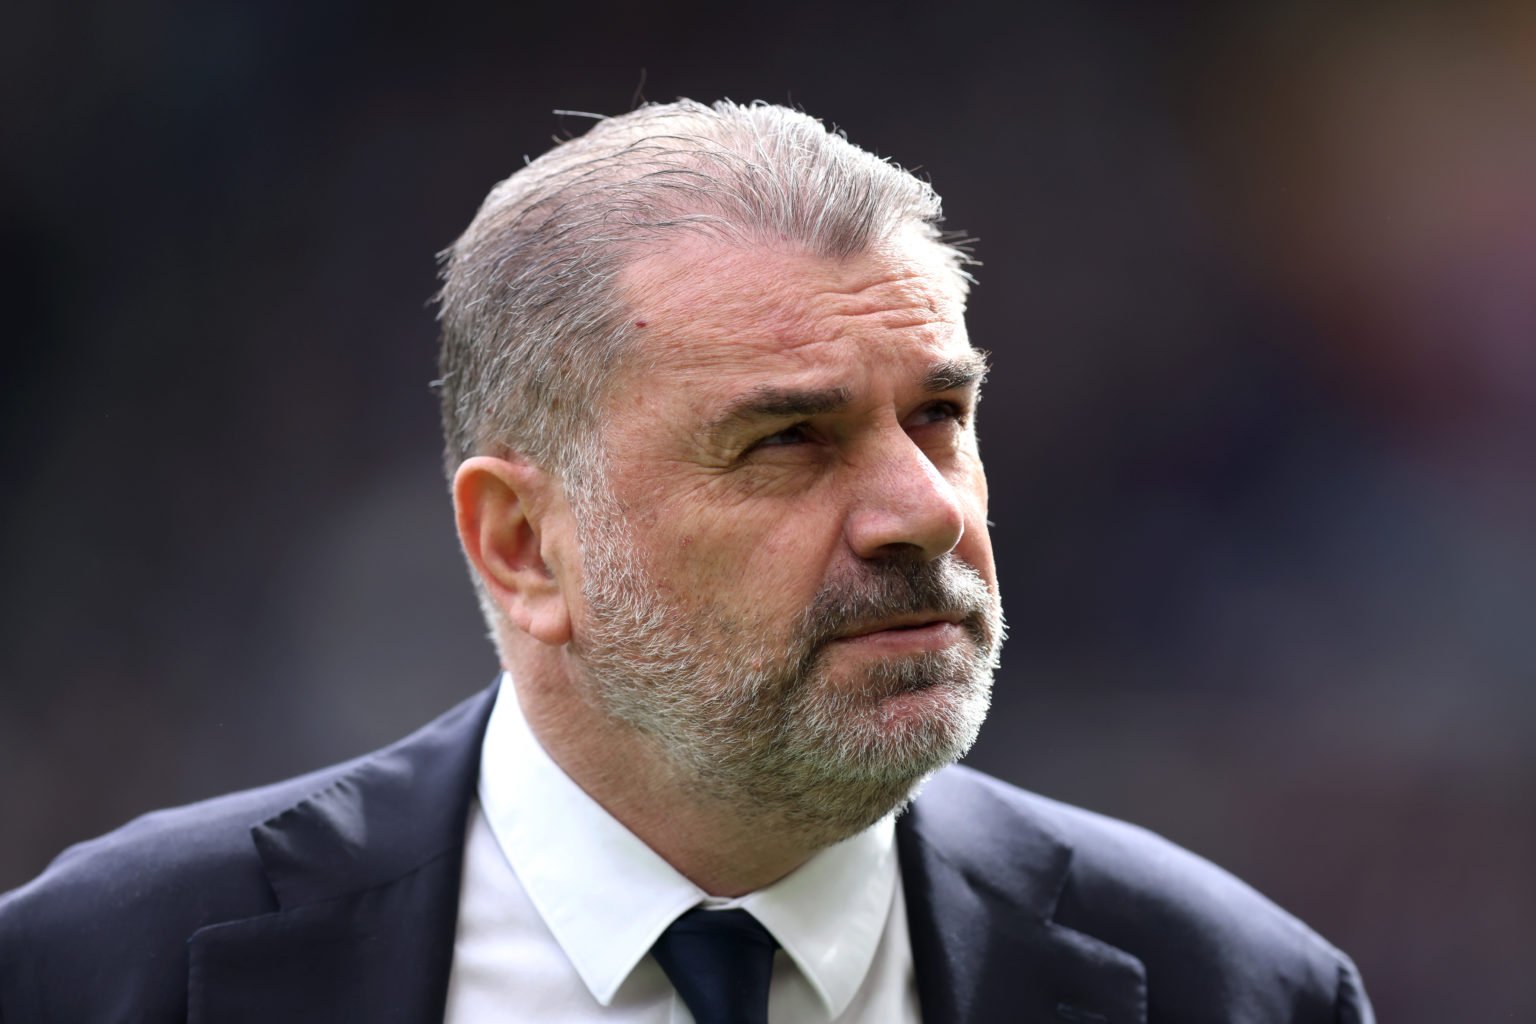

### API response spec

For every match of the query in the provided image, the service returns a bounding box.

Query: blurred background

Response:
[3,0,1533,1017]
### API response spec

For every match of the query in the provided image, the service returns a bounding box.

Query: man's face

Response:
[566,232,1002,839]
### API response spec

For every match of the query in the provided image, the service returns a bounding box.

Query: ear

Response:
[453,455,574,646]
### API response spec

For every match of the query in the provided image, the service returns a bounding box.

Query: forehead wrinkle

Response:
[812,265,951,319]
[623,237,962,351]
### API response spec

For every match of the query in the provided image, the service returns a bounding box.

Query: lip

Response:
[831,616,968,653]
[835,613,964,640]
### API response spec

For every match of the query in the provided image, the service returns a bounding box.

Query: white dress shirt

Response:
[443,675,922,1023]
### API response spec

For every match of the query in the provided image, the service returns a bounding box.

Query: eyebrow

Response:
[921,350,991,393]
[704,384,854,437]
[703,349,992,439]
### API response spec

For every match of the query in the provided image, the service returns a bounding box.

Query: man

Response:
[0,100,1373,1022]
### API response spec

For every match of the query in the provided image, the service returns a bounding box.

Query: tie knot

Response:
[651,908,778,1024]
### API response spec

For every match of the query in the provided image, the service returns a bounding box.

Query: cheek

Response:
[658,505,844,614]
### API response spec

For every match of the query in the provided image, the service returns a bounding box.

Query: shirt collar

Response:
[478,673,898,1018]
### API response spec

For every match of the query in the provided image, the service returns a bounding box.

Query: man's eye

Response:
[909,401,967,428]
[749,424,812,451]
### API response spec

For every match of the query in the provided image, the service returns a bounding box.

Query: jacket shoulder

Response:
[0,758,363,1021]
[918,765,1372,1022]
[1,686,496,1022]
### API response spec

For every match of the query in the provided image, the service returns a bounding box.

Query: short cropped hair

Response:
[435,99,968,487]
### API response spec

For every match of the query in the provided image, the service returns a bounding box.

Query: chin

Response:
[746,670,992,844]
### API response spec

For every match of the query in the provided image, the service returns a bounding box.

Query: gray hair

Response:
[435,98,970,487]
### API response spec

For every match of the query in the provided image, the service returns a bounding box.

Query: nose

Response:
[844,434,966,562]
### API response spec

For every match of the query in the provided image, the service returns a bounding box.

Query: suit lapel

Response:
[187,686,498,1024]
[898,768,1147,1024]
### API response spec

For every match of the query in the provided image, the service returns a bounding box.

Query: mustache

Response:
[794,554,996,653]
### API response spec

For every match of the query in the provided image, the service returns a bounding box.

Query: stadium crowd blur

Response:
[2,2,1531,1019]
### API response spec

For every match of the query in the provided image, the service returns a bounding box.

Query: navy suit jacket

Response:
[0,687,1373,1022]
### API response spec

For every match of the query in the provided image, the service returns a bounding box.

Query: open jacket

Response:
[0,686,1372,1023]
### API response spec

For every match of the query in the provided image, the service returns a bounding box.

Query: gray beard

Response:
[569,498,1003,846]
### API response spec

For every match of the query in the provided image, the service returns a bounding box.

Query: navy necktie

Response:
[651,908,779,1024]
